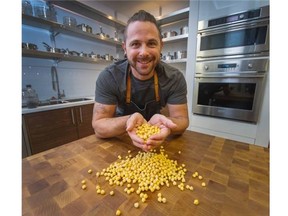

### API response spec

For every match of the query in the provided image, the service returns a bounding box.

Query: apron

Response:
[124,69,161,121]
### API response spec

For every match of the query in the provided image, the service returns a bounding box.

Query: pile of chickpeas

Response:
[81,123,206,215]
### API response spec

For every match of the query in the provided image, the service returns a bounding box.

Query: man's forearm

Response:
[168,116,189,135]
[93,115,130,138]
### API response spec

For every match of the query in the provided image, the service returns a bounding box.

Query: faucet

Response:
[51,66,65,99]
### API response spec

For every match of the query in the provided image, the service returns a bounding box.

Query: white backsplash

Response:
[22,58,109,101]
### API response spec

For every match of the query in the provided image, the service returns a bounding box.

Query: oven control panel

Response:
[196,58,269,74]
[198,5,269,31]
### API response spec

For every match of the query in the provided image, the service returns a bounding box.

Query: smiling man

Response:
[92,10,189,151]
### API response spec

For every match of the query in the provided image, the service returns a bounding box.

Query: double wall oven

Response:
[193,5,269,123]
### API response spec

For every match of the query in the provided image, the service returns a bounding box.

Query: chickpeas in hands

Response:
[126,113,176,151]
[136,123,160,142]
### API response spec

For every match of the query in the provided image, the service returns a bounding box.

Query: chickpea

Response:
[116,209,121,215]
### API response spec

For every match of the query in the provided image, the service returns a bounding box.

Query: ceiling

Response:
[98,0,190,18]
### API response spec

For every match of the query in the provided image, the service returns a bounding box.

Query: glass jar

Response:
[63,16,77,27]
[33,0,57,22]
[23,84,39,108]
[22,0,33,16]
[33,0,48,19]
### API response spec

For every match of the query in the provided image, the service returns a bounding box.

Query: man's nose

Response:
[139,44,149,56]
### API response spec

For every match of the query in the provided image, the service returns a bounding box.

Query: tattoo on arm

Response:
[94,103,108,115]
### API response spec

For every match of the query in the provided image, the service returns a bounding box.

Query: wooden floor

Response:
[22,131,269,216]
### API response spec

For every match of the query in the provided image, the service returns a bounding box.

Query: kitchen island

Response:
[22,130,269,216]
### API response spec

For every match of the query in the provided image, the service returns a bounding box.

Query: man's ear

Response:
[122,42,126,55]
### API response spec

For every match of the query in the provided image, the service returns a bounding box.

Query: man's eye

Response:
[148,41,158,47]
[131,42,140,47]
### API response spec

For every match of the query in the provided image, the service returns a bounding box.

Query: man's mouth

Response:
[137,58,152,64]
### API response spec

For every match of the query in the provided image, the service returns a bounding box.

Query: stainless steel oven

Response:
[197,5,269,59]
[192,57,269,122]
[193,5,270,123]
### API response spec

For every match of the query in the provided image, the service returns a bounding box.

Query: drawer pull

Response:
[71,109,75,125]
[79,107,83,124]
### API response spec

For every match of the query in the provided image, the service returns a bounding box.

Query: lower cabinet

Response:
[22,103,94,155]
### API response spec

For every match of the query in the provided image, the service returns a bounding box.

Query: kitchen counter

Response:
[22,130,269,216]
[22,97,95,114]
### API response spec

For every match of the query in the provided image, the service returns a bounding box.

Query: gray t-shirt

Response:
[95,59,187,116]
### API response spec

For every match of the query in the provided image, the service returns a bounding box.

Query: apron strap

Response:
[126,69,160,103]
[154,71,160,102]
[126,69,131,103]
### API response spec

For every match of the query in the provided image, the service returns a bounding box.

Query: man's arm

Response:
[92,102,130,138]
[166,103,189,134]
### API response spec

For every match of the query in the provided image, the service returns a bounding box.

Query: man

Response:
[92,10,189,151]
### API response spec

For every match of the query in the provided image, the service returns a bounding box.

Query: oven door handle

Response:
[195,72,265,78]
[198,19,269,35]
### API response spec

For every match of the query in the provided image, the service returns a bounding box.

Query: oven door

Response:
[192,75,265,122]
[196,20,269,59]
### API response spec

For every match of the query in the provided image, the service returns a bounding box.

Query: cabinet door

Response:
[23,108,78,154]
[76,104,94,138]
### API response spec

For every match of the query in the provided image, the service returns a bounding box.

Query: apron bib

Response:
[124,70,161,121]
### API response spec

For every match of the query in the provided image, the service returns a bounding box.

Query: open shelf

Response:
[156,7,189,26]
[22,14,122,46]
[22,49,113,64]
[50,0,126,30]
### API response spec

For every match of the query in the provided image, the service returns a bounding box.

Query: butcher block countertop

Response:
[22,131,269,216]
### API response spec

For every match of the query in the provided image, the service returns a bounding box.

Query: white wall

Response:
[186,0,270,147]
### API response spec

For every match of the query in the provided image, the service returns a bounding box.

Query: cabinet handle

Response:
[71,109,75,125]
[79,107,83,124]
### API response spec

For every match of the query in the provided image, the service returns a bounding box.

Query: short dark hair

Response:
[123,10,162,42]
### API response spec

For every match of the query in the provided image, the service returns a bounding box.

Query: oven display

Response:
[226,15,239,23]
[197,82,256,110]
[218,63,237,69]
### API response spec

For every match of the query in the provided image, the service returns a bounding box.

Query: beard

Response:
[127,55,160,79]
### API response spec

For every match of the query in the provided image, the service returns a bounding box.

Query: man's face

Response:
[123,21,163,80]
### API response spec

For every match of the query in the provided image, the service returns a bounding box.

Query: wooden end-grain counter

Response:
[22,131,269,216]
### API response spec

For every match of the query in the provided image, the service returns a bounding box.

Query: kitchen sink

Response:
[65,98,93,102]
[22,98,93,108]
[39,100,68,106]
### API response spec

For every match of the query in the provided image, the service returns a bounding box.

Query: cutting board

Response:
[22,131,269,216]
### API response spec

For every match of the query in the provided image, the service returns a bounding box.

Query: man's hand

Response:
[126,112,149,151]
[145,114,177,150]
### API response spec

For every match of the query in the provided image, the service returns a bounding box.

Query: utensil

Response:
[97,26,109,38]
[77,24,93,33]
[162,31,178,38]
[180,26,189,35]
[22,42,38,50]
[42,42,61,53]
[174,50,187,59]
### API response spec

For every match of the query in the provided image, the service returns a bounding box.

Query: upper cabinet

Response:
[22,0,126,64]
[156,7,189,64]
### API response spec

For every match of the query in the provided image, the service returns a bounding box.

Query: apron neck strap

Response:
[126,69,160,103]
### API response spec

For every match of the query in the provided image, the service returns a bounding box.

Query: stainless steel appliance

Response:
[197,5,269,59]
[192,57,269,122]
[193,5,270,123]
